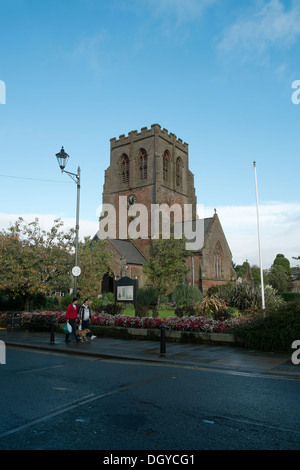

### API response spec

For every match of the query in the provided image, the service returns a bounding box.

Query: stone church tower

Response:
[98,124,235,293]
[101,123,197,251]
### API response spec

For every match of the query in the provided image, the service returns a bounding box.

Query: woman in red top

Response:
[65,297,80,343]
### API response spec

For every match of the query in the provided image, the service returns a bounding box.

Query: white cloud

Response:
[204,202,300,268]
[218,0,300,57]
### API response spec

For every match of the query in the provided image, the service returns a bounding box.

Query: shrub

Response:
[278,292,300,303]
[220,281,260,311]
[92,295,110,313]
[174,305,197,317]
[0,290,24,310]
[170,284,203,305]
[213,309,232,322]
[137,287,158,307]
[102,292,114,304]
[264,285,285,311]
[234,301,300,352]
[60,294,74,310]
[104,303,124,315]
[213,280,285,313]
[195,295,227,318]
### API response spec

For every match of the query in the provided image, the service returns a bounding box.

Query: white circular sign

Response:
[72,266,81,277]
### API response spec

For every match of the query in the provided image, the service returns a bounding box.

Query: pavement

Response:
[1,327,300,379]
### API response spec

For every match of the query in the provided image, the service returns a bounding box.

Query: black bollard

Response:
[50,318,55,344]
[160,323,166,357]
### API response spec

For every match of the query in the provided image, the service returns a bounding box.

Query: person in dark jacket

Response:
[78,298,96,340]
[65,297,80,343]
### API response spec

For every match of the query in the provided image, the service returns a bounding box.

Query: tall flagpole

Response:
[253,161,265,312]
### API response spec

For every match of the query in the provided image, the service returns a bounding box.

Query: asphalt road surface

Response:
[0,346,299,453]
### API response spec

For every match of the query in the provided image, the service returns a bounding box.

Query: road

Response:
[0,346,299,453]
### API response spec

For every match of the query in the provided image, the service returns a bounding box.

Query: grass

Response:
[122,306,176,318]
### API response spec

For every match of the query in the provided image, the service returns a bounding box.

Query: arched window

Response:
[138,148,147,180]
[214,242,222,279]
[121,154,129,184]
[176,157,183,186]
[163,150,170,181]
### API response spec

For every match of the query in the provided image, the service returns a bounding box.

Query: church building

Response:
[98,124,236,294]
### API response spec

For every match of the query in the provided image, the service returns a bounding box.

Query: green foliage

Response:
[77,237,112,299]
[195,295,228,319]
[212,280,284,313]
[91,294,124,315]
[170,284,203,306]
[235,302,300,352]
[101,303,124,315]
[278,292,300,302]
[0,219,113,311]
[102,292,114,304]
[174,294,231,320]
[267,264,289,292]
[273,253,291,275]
[60,294,74,309]
[214,281,260,312]
[233,261,266,286]
[137,287,158,307]
[174,305,197,317]
[0,290,24,311]
[0,217,75,307]
[143,236,190,308]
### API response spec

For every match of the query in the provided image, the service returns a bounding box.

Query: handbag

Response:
[64,322,72,333]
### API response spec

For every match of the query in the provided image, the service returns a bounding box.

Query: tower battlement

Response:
[110,123,188,151]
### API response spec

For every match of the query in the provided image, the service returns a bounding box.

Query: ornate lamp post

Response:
[56,146,81,296]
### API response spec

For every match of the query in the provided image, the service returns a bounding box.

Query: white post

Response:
[253,162,265,312]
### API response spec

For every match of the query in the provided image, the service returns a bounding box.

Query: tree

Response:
[273,253,291,275]
[267,264,288,292]
[0,217,75,309]
[234,261,265,286]
[77,237,112,299]
[143,236,190,311]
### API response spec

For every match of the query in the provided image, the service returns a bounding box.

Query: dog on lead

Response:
[77,328,90,343]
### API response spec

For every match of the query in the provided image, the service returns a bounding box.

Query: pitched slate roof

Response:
[93,233,148,265]
[108,239,147,265]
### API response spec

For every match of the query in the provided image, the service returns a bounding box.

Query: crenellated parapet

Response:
[110,123,188,152]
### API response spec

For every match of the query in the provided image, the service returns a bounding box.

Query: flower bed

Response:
[0,311,252,334]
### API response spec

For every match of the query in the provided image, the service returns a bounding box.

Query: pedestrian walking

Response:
[79,298,96,340]
[65,297,80,343]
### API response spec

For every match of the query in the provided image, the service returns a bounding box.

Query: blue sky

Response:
[0,0,300,268]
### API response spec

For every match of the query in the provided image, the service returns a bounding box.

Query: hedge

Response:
[234,302,300,352]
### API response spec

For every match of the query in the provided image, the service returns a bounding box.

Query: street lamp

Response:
[55,146,81,297]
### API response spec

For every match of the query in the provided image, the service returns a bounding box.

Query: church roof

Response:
[108,239,147,265]
[173,217,214,251]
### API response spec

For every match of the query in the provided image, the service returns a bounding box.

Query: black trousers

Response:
[65,318,78,342]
